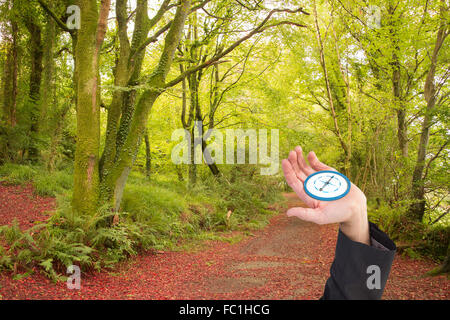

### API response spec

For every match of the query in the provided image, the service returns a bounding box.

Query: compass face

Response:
[304,170,350,201]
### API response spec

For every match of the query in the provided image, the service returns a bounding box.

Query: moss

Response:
[71,0,102,215]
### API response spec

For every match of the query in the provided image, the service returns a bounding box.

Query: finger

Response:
[288,150,307,182]
[282,160,315,208]
[282,159,298,187]
[286,207,326,225]
[307,151,337,172]
[295,146,315,176]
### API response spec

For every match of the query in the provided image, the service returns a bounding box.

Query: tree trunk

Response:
[1,19,18,127]
[72,0,111,215]
[387,4,409,159]
[47,104,71,171]
[439,245,450,274]
[40,13,56,133]
[392,47,408,158]
[0,13,18,162]
[188,125,197,186]
[144,131,151,178]
[176,165,184,182]
[99,0,191,212]
[99,0,134,179]
[409,4,448,222]
[25,19,44,162]
[102,89,160,211]
[202,137,220,176]
[312,0,350,175]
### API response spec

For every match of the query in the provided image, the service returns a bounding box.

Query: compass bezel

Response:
[304,170,351,201]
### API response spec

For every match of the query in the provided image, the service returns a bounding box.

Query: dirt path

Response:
[0,192,448,300]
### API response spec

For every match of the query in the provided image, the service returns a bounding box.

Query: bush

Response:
[0,203,164,280]
[198,165,284,231]
[368,200,449,262]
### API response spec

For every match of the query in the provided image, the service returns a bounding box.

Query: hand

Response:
[282,146,370,245]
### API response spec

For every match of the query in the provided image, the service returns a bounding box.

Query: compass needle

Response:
[319,175,334,191]
[305,171,350,201]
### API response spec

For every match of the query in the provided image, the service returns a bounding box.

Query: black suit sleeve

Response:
[320,222,396,300]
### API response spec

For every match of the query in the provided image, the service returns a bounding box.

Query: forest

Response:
[0,0,448,298]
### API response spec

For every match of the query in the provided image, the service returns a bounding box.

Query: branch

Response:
[164,7,308,88]
[202,7,232,20]
[430,208,449,225]
[437,90,450,105]
[308,88,330,112]
[234,0,263,11]
[191,0,212,13]
[148,0,172,30]
[56,46,72,56]
[423,141,449,180]
[133,0,212,58]
[134,21,173,55]
[116,0,130,53]
[96,0,112,52]
[36,0,72,34]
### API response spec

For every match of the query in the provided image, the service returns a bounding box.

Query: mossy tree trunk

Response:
[96,1,305,212]
[387,5,409,159]
[0,5,19,162]
[100,0,191,211]
[144,130,151,178]
[72,0,111,215]
[24,16,44,162]
[40,11,56,133]
[1,17,18,128]
[36,0,78,170]
[99,0,169,184]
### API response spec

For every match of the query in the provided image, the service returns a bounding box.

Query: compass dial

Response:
[304,170,350,201]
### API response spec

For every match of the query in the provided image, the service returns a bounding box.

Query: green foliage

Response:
[0,166,283,280]
[0,163,37,184]
[0,163,72,196]
[368,200,412,240]
[0,219,93,280]
[33,169,73,197]
[180,166,284,232]
[0,206,153,280]
[368,200,449,262]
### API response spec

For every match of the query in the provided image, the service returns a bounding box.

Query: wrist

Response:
[339,197,370,245]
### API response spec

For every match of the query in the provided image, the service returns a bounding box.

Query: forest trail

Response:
[0,188,448,300]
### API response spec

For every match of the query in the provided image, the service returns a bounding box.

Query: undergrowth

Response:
[368,200,449,263]
[0,163,73,196]
[0,163,283,281]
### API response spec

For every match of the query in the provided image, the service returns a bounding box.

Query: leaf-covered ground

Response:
[0,183,55,230]
[0,186,448,300]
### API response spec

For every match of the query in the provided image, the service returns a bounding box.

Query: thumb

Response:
[287,207,325,225]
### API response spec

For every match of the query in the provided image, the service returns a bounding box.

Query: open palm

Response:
[282,146,367,226]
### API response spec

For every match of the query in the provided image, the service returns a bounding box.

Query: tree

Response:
[99,1,308,211]
[71,0,111,215]
[312,0,351,176]
[23,4,44,162]
[0,0,18,128]
[409,0,449,222]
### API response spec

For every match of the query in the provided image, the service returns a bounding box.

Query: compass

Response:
[304,170,351,201]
